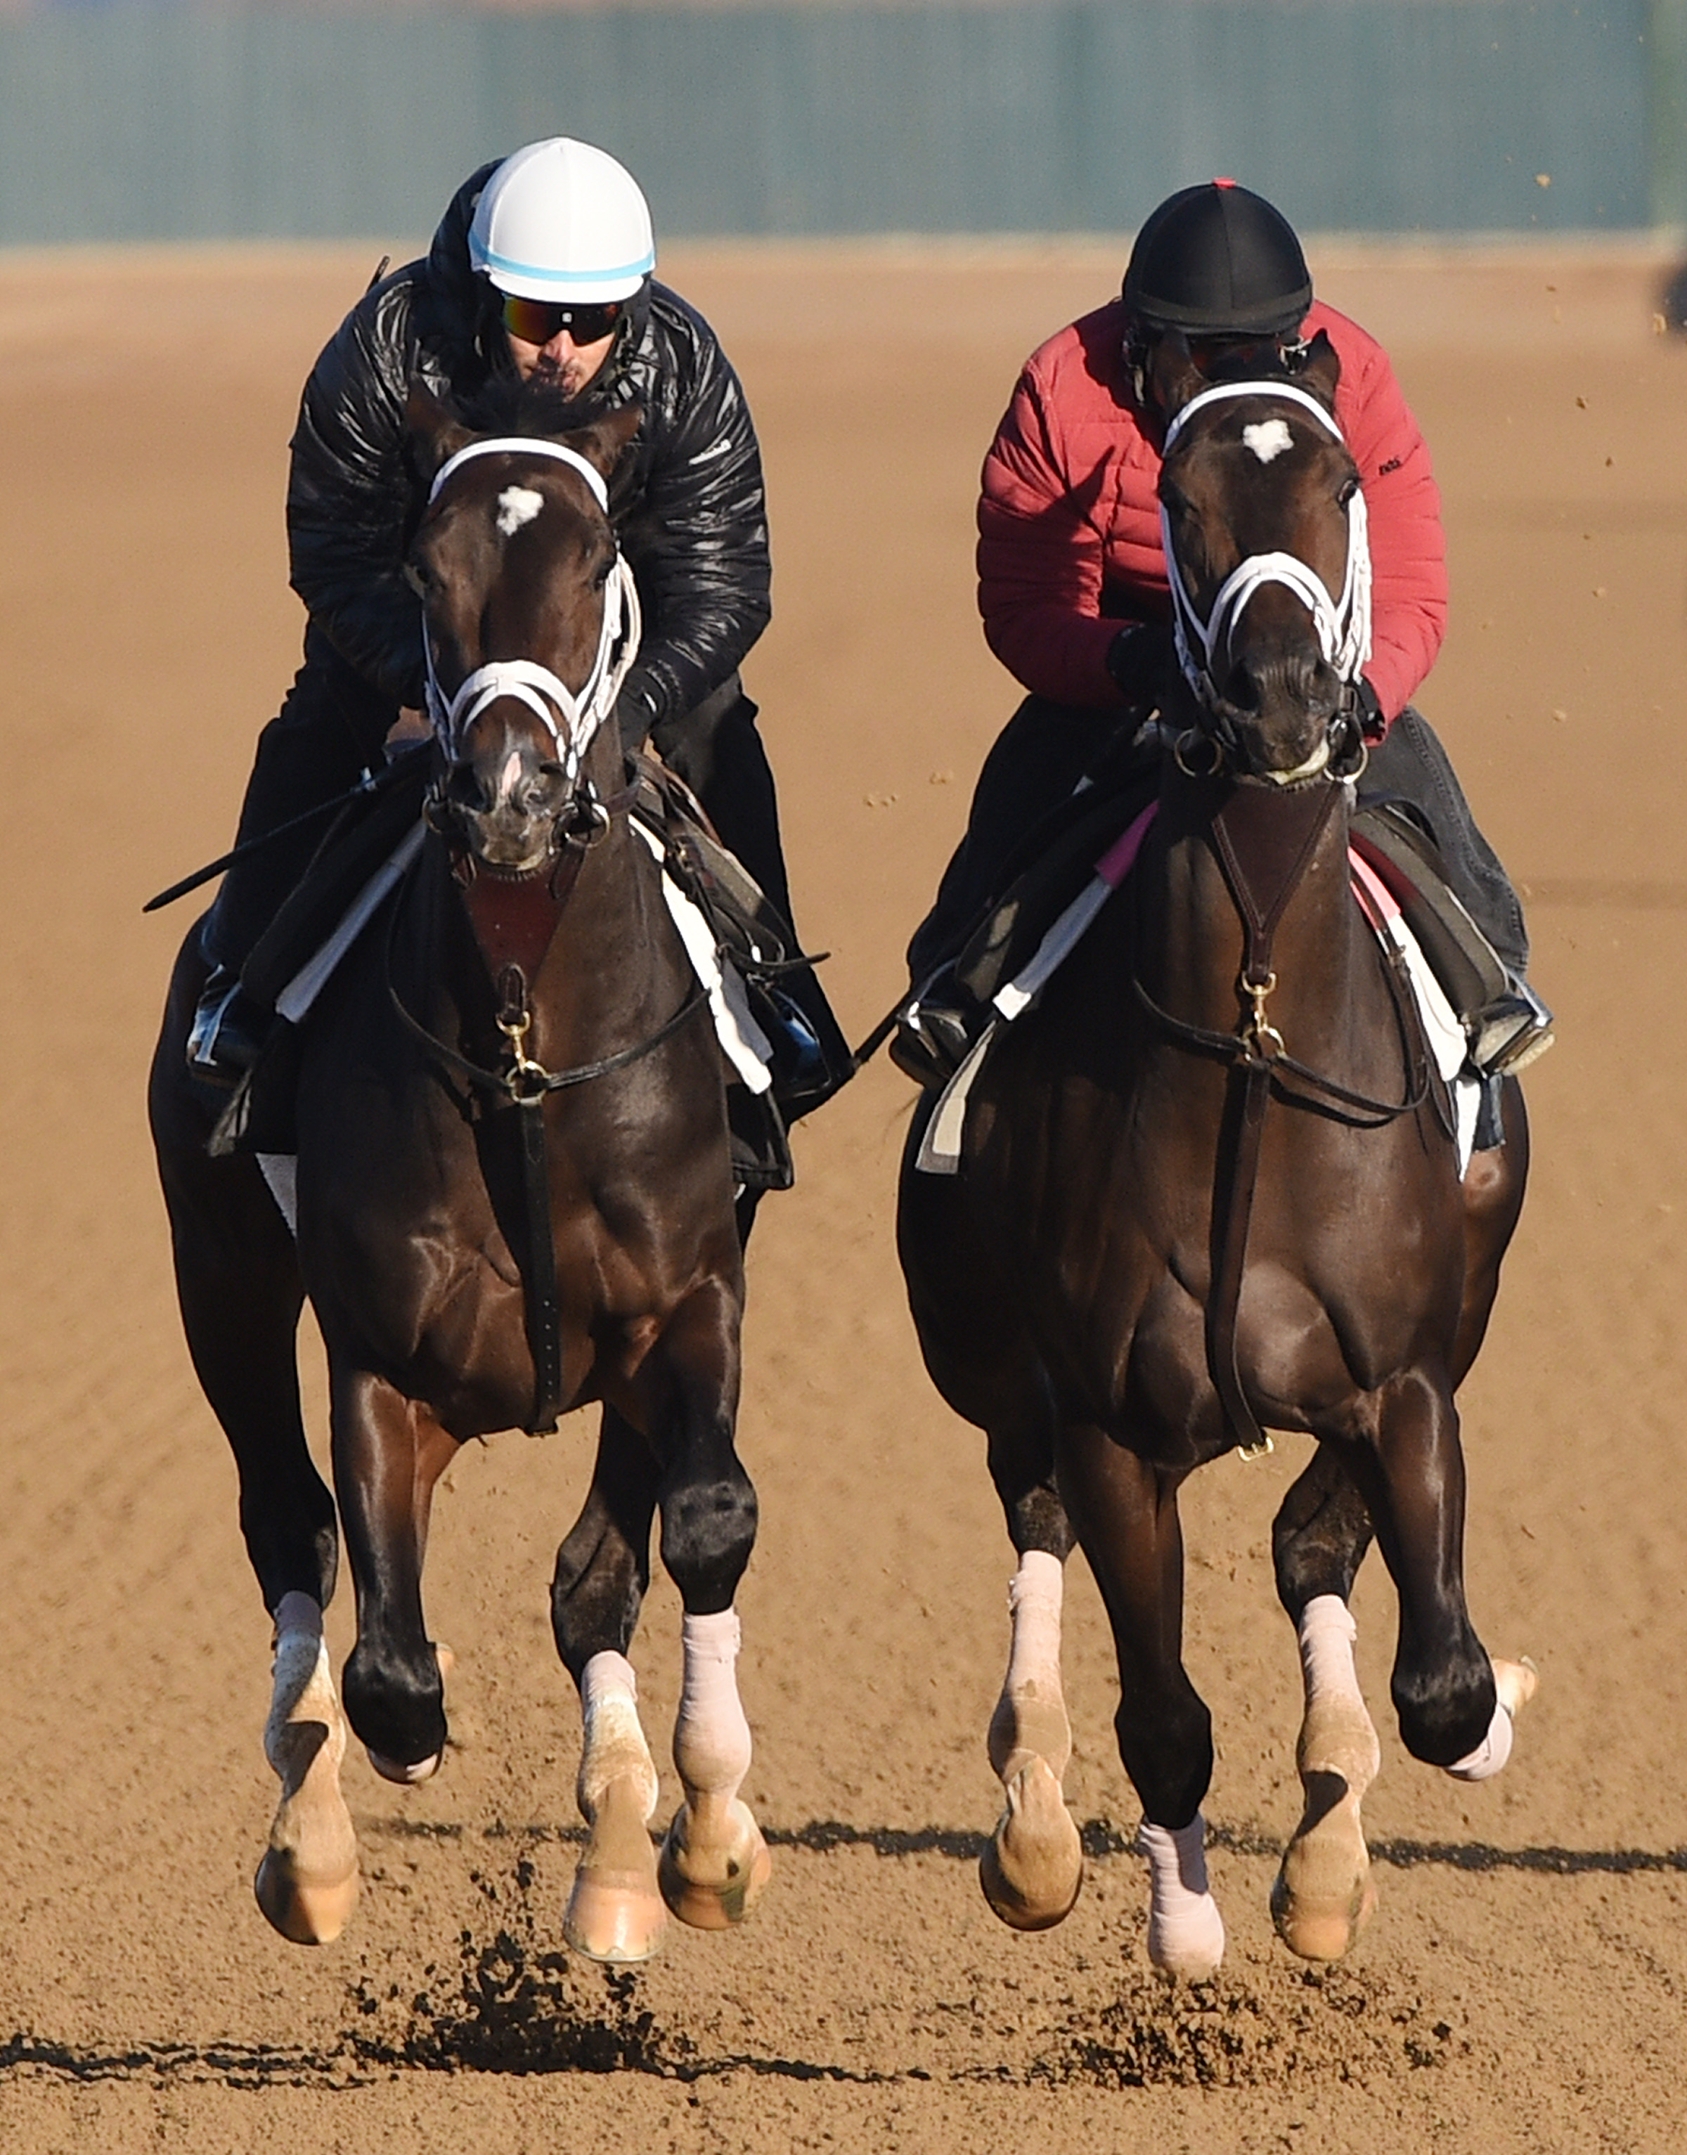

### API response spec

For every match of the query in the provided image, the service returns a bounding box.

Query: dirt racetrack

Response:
[2,234,1685,2153]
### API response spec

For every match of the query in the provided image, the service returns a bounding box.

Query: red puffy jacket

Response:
[976,297,1446,728]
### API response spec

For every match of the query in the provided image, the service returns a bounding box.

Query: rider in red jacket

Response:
[901,181,1549,1087]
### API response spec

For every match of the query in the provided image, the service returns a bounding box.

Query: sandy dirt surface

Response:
[1,235,1685,2152]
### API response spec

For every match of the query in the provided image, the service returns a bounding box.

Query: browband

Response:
[428,436,610,514]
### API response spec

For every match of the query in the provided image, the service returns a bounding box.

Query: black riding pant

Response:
[907,695,1528,983]
[207,625,799,971]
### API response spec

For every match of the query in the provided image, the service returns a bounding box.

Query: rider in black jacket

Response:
[192,138,847,1113]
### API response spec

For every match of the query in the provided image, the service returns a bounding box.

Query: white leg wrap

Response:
[1006,1550,1064,1694]
[673,1609,752,1802]
[989,1551,1071,1781]
[1298,1593,1364,1710]
[1445,1695,1515,1782]
[265,1596,336,1773]
[1138,1813,1226,1979]
[579,1650,659,1823]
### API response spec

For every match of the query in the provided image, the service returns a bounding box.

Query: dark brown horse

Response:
[150,383,771,1961]
[897,333,1535,1977]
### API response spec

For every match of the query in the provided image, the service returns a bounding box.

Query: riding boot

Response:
[1357,707,1553,1074]
[189,626,398,1085]
[649,677,854,1120]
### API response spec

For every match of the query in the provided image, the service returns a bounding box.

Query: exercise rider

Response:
[898,179,1551,1095]
[189,135,850,1121]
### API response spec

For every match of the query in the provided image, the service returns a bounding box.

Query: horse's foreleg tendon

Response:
[253,1593,359,1946]
[564,1649,666,1963]
[981,1551,1083,1931]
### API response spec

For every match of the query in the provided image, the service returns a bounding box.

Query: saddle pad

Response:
[628,818,772,1092]
[916,809,1479,1176]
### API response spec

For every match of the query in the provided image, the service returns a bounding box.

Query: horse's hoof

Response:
[1272,1764,1377,1963]
[566,1772,666,1963]
[658,1796,772,1931]
[1271,1860,1377,1963]
[254,1848,360,1947]
[366,1746,442,1785]
[1494,1656,1538,1719]
[979,1757,1083,1932]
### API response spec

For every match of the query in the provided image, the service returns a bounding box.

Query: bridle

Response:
[1145,380,1433,1459]
[1159,379,1372,785]
[420,435,643,786]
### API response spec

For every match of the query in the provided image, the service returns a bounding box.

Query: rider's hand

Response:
[1106,621,1176,710]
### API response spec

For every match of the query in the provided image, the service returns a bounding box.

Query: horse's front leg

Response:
[1270,1444,1382,1960]
[551,1406,667,1964]
[330,1367,456,1781]
[256,1590,359,1944]
[638,1279,771,1932]
[1353,1374,1537,1776]
[1056,1423,1225,1982]
[979,1424,1084,1930]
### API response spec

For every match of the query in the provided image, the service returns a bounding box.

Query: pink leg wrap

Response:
[673,1609,752,1802]
[1138,1814,1226,1980]
[579,1650,658,1821]
[1298,1593,1364,1709]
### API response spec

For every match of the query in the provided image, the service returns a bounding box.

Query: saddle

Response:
[213,750,810,1189]
[906,764,1525,1100]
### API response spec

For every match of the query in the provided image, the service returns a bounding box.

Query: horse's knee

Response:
[659,1467,758,1614]
[1114,1689,1213,1828]
[1391,1646,1495,1769]
[342,1639,446,1770]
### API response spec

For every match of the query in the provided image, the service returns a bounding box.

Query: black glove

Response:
[1352,675,1387,741]
[1105,621,1176,710]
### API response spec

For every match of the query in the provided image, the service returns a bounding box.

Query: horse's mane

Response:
[456,371,607,441]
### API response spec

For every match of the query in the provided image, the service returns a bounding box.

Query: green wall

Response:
[0,2,1665,246]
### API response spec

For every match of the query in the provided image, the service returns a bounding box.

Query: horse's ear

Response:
[407,383,473,478]
[1293,329,1342,408]
[559,403,643,484]
[1147,332,1205,427]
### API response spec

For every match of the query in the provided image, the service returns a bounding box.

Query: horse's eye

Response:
[592,556,613,590]
[1338,475,1361,507]
[404,559,432,599]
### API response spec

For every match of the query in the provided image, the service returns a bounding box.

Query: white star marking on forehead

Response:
[496,485,545,537]
[1241,419,1295,465]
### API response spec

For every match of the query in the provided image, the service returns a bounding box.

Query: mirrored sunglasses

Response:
[500,294,624,348]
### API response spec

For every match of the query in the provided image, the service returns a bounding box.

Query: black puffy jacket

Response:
[285,161,772,733]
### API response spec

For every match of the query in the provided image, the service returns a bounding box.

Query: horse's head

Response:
[1152,330,1369,785]
[407,382,643,874]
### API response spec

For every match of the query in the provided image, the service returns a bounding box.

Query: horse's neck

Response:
[1147,778,1373,1054]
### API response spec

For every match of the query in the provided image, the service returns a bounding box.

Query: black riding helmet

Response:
[1123,179,1312,338]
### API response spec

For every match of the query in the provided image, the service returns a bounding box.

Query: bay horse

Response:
[897,332,1535,1978]
[150,381,771,1961]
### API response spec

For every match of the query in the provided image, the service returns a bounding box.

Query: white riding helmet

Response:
[468,138,656,304]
